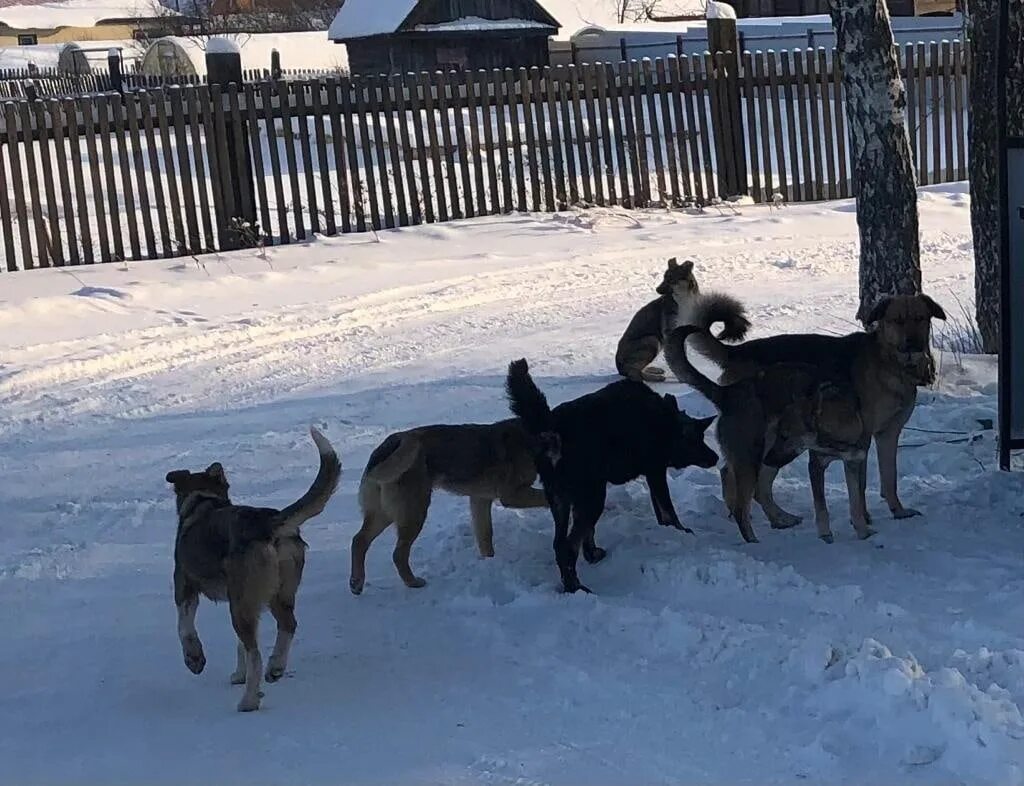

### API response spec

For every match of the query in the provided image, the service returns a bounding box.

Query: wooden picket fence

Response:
[0,40,969,273]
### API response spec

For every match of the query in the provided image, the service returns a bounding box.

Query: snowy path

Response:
[1,185,1022,785]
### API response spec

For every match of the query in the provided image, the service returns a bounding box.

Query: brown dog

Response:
[351,420,547,595]
[667,293,946,542]
[166,427,340,712]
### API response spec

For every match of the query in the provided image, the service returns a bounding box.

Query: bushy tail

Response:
[691,292,751,342]
[276,427,342,537]
[664,326,725,409]
[506,359,555,436]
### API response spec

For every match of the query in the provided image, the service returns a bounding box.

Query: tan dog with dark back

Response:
[166,427,340,712]
[350,420,548,594]
[666,293,946,542]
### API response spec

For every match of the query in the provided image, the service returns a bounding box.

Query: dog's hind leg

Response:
[470,498,496,558]
[174,569,205,676]
[231,642,246,685]
[809,451,834,542]
[230,605,263,712]
[844,458,876,540]
[547,489,587,593]
[499,485,549,509]
[266,547,304,682]
[577,485,608,565]
[394,511,429,589]
[755,465,802,529]
[720,466,736,518]
[351,512,392,595]
[729,463,759,543]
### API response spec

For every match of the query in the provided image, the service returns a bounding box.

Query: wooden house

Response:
[328,0,559,76]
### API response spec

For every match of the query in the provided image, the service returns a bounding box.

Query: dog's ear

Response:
[663,393,679,412]
[864,296,893,326]
[205,462,225,481]
[655,279,670,295]
[680,259,694,275]
[920,294,947,321]
[165,470,189,485]
[667,257,678,268]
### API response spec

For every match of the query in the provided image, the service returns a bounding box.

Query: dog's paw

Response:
[673,522,695,534]
[583,546,607,564]
[893,507,921,520]
[404,576,427,589]
[349,577,364,596]
[562,583,592,594]
[236,695,261,713]
[819,532,835,544]
[769,512,802,530]
[856,525,878,540]
[183,638,206,675]
[265,665,285,683]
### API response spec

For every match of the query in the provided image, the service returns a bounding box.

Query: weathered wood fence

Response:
[0,40,969,273]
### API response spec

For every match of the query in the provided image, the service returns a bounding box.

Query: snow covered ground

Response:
[0,184,1022,785]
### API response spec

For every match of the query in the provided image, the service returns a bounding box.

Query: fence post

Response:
[707,18,747,197]
[23,79,37,101]
[571,42,578,65]
[270,48,281,80]
[620,38,628,63]
[107,49,123,94]
[206,41,256,250]
[676,35,684,58]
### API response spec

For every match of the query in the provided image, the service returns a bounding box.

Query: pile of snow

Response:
[0,0,176,29]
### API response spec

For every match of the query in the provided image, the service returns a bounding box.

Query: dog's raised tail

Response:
[692,292,750,342]
[506,359,556,434]
[276,426,342,537]
[664,326,725,409]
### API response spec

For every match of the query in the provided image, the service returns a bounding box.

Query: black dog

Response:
[506,359,718,593]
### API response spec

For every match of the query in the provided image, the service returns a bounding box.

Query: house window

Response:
[18,34,38,46]
[436,46,468,70]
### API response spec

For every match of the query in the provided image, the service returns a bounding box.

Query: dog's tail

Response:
[691,292,751,343]
[506,358,562,470]
[363,433,421,484]
[664,326,726,409]
[276,427,342,537]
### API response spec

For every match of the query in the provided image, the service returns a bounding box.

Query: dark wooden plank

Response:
[902,44,918,179]
[0,107,20,270]
[407,74,434,223]
[557,66,579,206]
[605,62,630,205]
[293,82,322,234]
[584,63,606,206]
[594,63,616,204]
[170,87,200,253]
[790,51,815,201]
[379,75,408,226]
[740,51,762,202]
[632,58,654,206]
[155,90,187,253]
[705,52,731,199]
[492,68,514,213]
[568,64,592,205]
[277,79,307,238]
[543,66,567,210]
[504,68,527,212]
[930,41,942,184]
[666,55,692,200]
[327,76,354,232]
[125,93,156,259]
[463,70,487,215]
[261,81,289,241]
[420,71,448,222]
[916,43,928,185]
[831,48,850,198]
[677,55,703,202]
[108,95,140,260]
[751,51,773,201]
[142,90,171,257]
[941,40,954,183]
[517,68,540,211]
[802,48,825,201]
[642,58,667,204]
[19,101,50,267]
[953,40,966,181]
[50,99,79,265]
[64,98,94,263]
[340,77,366,232]
[765,50,789,201]
[451,71,475,218]
[95,95,127,261]
[815,49,836,201]
[33,99,65,265]
[656,58,681,204]
[243,83,272,244]
[209,84,237,251]
[690,55,716,201]
[777,51,803,201]
[365,77,394,229]
[477,69,501,214]
[436,70,461,219]
[531,67,555,211]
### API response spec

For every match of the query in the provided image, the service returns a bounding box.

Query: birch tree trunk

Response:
[831,0,921,322]
[968,0,1024,353]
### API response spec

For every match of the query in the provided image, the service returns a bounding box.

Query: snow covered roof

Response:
[413,16,554,33]
[0,0,177,29]
[330,0,559,41]
[328,0,417,40]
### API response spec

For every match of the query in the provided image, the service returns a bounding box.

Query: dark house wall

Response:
[346,33,550,75]
[405,0,558,25]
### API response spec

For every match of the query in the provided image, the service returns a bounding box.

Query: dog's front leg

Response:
[875,427,920,519]
[647,471,692,533]
[808,452,834,543]
[175,572,205,675]
[844,458,876,539]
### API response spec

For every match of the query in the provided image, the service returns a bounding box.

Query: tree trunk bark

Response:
[969,0,1024,354]
[831,0,921,323]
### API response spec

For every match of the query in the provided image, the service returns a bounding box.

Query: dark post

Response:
[707,17,747,196]
[271,48,281,80]
[107,49,123,94]
[571,42,578,65]
[206,42,256,250]
[620,37,628,63]
[676,35,684,59]
[23,79,37,101]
